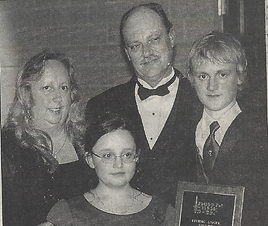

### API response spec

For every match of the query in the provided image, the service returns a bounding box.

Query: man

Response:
[86,3,200,206]
[188,31,268,225]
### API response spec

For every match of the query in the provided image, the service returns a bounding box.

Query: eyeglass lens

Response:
[93,152,137,164]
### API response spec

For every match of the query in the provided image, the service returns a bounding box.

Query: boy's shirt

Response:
[196,102,242,158]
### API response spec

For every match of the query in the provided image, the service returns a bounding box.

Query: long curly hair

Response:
[4,50,85,173]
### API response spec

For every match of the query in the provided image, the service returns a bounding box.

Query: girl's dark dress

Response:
[47,195,175,226]
[2,129,91,226]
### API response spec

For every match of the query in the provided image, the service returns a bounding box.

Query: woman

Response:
[46,113,175,225]
[2,51,91,226]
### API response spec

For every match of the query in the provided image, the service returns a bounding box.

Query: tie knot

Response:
[210,121,220,135]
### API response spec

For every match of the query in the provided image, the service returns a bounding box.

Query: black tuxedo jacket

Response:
[196,106,268,225]
[86,69,201,206]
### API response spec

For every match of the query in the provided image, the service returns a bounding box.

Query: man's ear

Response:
[168,28,175,48]
[124,48,131,61]
[85,153,95,169]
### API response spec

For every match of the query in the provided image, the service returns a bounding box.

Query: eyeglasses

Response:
[91,151,138,164]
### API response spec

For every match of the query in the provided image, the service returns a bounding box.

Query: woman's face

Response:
[31,60,72,131]
[87,129,137,189]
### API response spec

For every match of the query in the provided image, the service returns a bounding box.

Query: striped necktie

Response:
[203,121,220,174]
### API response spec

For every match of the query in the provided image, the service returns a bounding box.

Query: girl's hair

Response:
[4,50,85,173]
[188,31,247,92]
[85,112,136,154]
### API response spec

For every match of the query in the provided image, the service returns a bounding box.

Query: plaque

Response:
[175,181,245,226]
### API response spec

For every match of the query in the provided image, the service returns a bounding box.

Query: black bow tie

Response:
[137,75,176,101]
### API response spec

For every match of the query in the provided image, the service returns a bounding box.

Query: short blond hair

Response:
[188,31,247,92]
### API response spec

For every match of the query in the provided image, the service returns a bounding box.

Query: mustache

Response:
[140,55,159,65]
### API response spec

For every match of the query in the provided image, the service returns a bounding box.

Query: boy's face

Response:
[192,61,242,112]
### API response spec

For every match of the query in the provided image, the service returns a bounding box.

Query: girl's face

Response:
[87,129,138,189]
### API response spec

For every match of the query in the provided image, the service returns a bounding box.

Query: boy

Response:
[188,31,267,225]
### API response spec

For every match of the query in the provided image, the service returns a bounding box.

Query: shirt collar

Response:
[202,102,241,131]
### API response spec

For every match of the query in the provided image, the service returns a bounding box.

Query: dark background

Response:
[223,0,266,107]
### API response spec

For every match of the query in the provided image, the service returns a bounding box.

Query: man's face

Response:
[123,7,174,87]
[192,61,242,112]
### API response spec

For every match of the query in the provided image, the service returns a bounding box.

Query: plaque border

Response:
[175,181,245,226]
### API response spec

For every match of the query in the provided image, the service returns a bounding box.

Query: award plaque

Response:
[175,181,245,226]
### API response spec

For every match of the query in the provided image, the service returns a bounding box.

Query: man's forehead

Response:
[125,7,163,28]
[123,9,166,42]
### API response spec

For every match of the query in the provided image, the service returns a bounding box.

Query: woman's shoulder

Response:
[1,127,17,148]
[1,127,23,161]
[2,127,39,158]
[1,127,49,179]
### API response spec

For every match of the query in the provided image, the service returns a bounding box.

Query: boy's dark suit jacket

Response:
[196,105,268,226]
[86,69,200,206]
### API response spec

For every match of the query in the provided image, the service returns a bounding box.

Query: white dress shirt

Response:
[196,102,242,158]
[135,68,179,149]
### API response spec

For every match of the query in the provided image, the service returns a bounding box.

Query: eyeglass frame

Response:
[90,151,139,164]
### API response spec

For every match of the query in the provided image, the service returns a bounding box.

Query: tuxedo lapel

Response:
[151,70,182,152]
[151,97,177,151]
[130,69,199,153]
[216,114,242,160]
[152,71,199,152]
[123,79,150,151]
[129,70,200,203]
[218,124,241,157]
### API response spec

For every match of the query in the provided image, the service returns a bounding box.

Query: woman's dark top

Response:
[1,128,91,226]
[47,195,175,226]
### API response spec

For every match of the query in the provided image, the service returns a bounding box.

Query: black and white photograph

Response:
[1,1,267,225]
